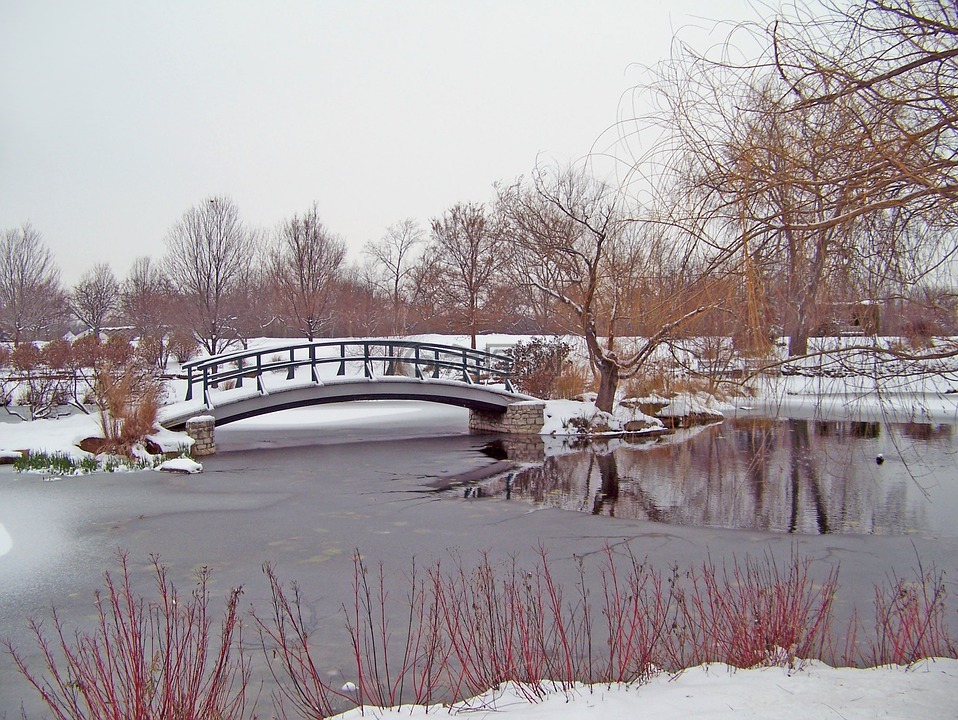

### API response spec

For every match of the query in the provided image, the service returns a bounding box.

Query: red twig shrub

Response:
[255,563,349,718]
[259,547,853,715]
[599,546,677,681]
[256,556,448,719]
[430,548,601,701]
[346,554,446,708]
[673,553,838,668]
[867,564,956,665]
[20,548,951,719]
[260,548,856,717]
[4,553,250,720]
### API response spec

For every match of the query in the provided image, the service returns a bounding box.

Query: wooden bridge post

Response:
[202,366,211,405]
[414,347,424,379]
[363,343,372,378]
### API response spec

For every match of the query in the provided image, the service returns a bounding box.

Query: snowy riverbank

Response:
[329,659,958,720]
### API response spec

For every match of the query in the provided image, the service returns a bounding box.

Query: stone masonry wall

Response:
[185,416,216,456]
[468,401,545,435]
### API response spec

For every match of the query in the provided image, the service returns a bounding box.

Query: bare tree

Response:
[164,196,256,355]
[326,266,394,337]
[772,0,958,350]
[499,169,712,412]
[268,203,346,341]
[119,257,175,367]
[701,80,889,355]
[230,243,274,347]
[0,223,66,345]
[428,203,502,349]
[404,248,445,333]
[363,219,424,335]
[121,256,173,340]
[71,263,120,335]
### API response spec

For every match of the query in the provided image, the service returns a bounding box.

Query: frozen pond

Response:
[2,401,957,717]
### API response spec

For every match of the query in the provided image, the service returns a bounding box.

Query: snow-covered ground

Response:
[0,412,192,461]
[331,660,958,720]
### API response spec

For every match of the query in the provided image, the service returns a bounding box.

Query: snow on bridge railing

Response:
[180,338,516,403]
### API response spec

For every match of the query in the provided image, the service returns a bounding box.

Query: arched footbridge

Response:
[159,339,536,430]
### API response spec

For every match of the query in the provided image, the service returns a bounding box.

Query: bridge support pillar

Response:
[469,401,545,435]
[186,416,216,456]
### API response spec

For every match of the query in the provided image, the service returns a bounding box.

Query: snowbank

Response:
[540,400,663,436]
[330,659,958,720]
[0,413,193,463]
[0,414,102,458]
[155,457,203,474]
[148,425,194,453]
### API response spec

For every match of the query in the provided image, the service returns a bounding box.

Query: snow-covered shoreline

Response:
[328,659,958,719]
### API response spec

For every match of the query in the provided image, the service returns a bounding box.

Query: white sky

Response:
[1,0,760,285]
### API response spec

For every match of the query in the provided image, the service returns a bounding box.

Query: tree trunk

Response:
[595,360,619,413]
[789,292,815,356]
[789,328,809,357]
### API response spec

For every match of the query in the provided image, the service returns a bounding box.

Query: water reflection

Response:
[473,419,956,536]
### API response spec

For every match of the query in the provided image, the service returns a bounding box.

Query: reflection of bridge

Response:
[160,339,533,430]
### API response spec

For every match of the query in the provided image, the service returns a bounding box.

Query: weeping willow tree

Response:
[623,0,958,362]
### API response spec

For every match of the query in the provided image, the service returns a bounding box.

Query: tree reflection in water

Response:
[476,419,955,535]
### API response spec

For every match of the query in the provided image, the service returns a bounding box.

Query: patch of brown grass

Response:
[554,362,592,399]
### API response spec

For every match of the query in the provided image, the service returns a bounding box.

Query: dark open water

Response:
[473,418,958,536]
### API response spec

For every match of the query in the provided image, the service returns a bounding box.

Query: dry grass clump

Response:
[624,369,750,403]
[624,368,675,398]
[554,362,592,399]
[72,334,166,455]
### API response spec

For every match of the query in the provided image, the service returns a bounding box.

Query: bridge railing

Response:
[181,339,515,404]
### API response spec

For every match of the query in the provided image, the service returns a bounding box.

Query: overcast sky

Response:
[2,0,759,285]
